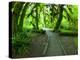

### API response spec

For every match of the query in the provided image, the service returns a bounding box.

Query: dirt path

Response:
[45,30,77,56]
[59,36,77,55]
[28,33,48,57]
[28,29,77,57]
[45,31,64,56]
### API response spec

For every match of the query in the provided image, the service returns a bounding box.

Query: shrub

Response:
[12,31,31,57]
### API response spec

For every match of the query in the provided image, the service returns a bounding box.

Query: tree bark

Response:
[43,8,46,27]
[35,4,39,30]
[18,3,29,32]
[54,5,64,32]
[12,2,24,34]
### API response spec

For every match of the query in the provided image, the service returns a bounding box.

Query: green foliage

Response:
[60,18,70,30]
[74,37,78,49]
[60,5,78,32]
[12,2,78,33]
[12,31,31,57]
[11,2,78,57]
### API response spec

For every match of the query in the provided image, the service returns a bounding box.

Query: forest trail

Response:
[45,30,64,56]
[44,28,77,56]
[28,28,77,57]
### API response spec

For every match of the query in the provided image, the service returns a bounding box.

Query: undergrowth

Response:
[12,31,32,58]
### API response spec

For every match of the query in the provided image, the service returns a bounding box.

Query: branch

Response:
[26,5,36,18]
[63,8,73,22]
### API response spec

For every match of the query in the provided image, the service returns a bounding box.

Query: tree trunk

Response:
[12,2,24,34]
[43,8,46,27]
[35,4,39,30]
[18,3,29,32]
[54,5,64,32]
[50,5,54,23]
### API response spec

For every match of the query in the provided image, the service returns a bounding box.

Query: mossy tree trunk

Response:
[43,7,46,27]
[18,3,29,32]
[12,2,24,34]
[35,3,39,30]
[50,5,54,23]
[54,5,64,32]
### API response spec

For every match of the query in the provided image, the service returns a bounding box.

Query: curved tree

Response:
[12,2,25,34]
[18,3,30,32]
[54,5,64,32]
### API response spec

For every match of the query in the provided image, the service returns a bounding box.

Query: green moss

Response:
[74,37,78,49]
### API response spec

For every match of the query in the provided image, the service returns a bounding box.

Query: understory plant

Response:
[12,31,32,57]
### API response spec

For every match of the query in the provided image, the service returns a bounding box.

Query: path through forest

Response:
[45,30,65,56]
[44,28,77,56]
[28,28,77,57]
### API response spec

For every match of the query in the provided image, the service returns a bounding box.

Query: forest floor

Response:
[46,30,64,56]
[59,35,78,55]
[45,30,77,56]
[13,28,77,58]
[28,30,78,57]
[28,32,48,57]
